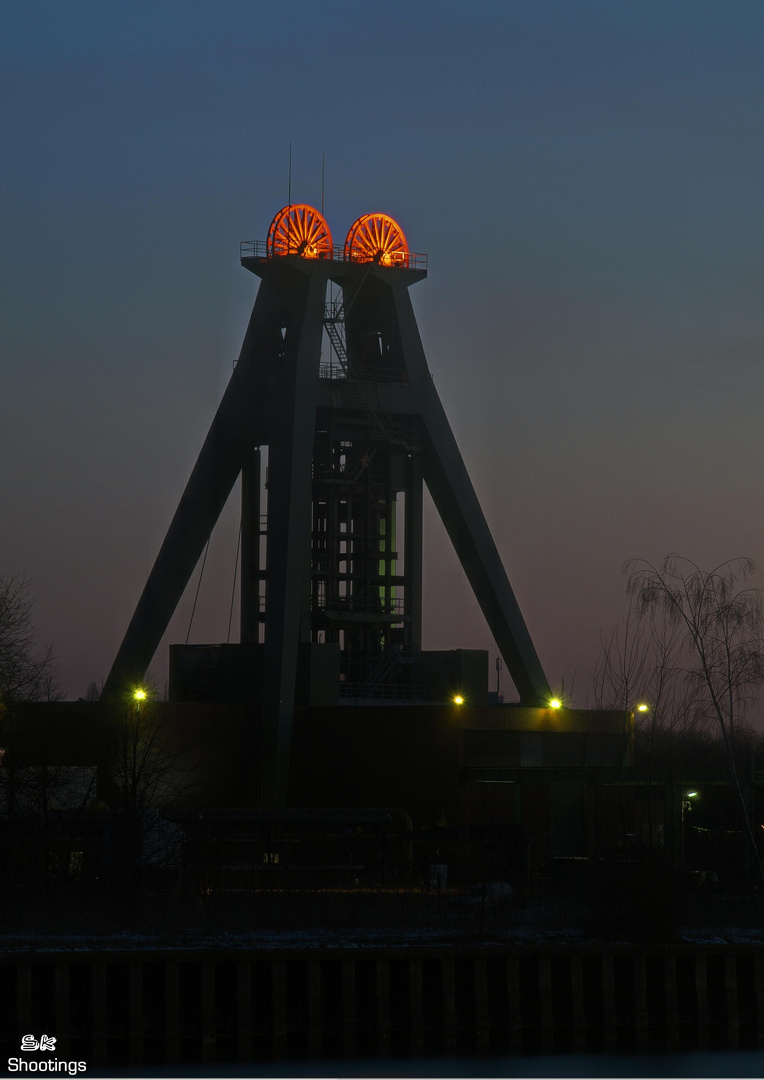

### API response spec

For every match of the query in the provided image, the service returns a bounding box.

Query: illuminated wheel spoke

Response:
[267,204,333,259]
[344,213,409,267]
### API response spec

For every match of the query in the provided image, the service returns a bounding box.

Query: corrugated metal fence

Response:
[2,945,763,1067]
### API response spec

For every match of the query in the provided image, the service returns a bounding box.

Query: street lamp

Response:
[681,789,699,868]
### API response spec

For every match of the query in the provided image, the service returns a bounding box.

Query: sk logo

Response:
[20,1034,57,1051]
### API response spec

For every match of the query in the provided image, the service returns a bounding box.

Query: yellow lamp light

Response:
[549,698,562,709]
[453,695,464,705]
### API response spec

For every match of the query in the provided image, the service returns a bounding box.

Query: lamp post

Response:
[681,790,699,869]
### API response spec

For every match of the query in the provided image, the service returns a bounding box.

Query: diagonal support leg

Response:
[390,281,551,706]
[102,280,283,698]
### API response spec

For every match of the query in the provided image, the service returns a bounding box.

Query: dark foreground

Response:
[87,1050,764,1078]
[2,940,763,1074]
[3,884,764,1075]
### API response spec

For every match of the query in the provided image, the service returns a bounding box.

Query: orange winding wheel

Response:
[266,204,333,259]
[344,213,409,267]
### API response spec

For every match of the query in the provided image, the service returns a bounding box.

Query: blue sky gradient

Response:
[3,1,764,701]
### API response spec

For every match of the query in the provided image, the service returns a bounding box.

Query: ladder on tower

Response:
[354,643,418,698]
[323,265,370,376]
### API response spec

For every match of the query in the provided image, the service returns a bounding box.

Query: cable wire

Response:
[185,537,211,645]
[228,517,242,644]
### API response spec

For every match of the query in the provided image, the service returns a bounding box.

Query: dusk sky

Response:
[3,1,764,704]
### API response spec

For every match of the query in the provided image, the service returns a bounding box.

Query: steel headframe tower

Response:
[103,205,551,805]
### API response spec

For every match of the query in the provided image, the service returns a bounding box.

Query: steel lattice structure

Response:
[103,207,551,805]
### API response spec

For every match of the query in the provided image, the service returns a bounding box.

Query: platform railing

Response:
[315,596,406,617]
[339,681,433,700]
[240,240,428,271]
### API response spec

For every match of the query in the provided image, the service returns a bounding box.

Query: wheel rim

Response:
[267,205,333,259]
[344,213,409,266]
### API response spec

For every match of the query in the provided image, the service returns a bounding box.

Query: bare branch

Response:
[624,555,764,883]
[0,574,60,703]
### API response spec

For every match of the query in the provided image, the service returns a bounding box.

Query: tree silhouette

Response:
[102,692,189,892]
[627,555,764,884]
[0,575,60,823]
[0,574,58,704]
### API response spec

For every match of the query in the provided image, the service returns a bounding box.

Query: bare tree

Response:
[594,591,716,866]
[103,694,189,891]
[0,575,59,704]
[626,555,764,884]
[594,595,708,754]
[84,681,103,702]
[0,575,60,823]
